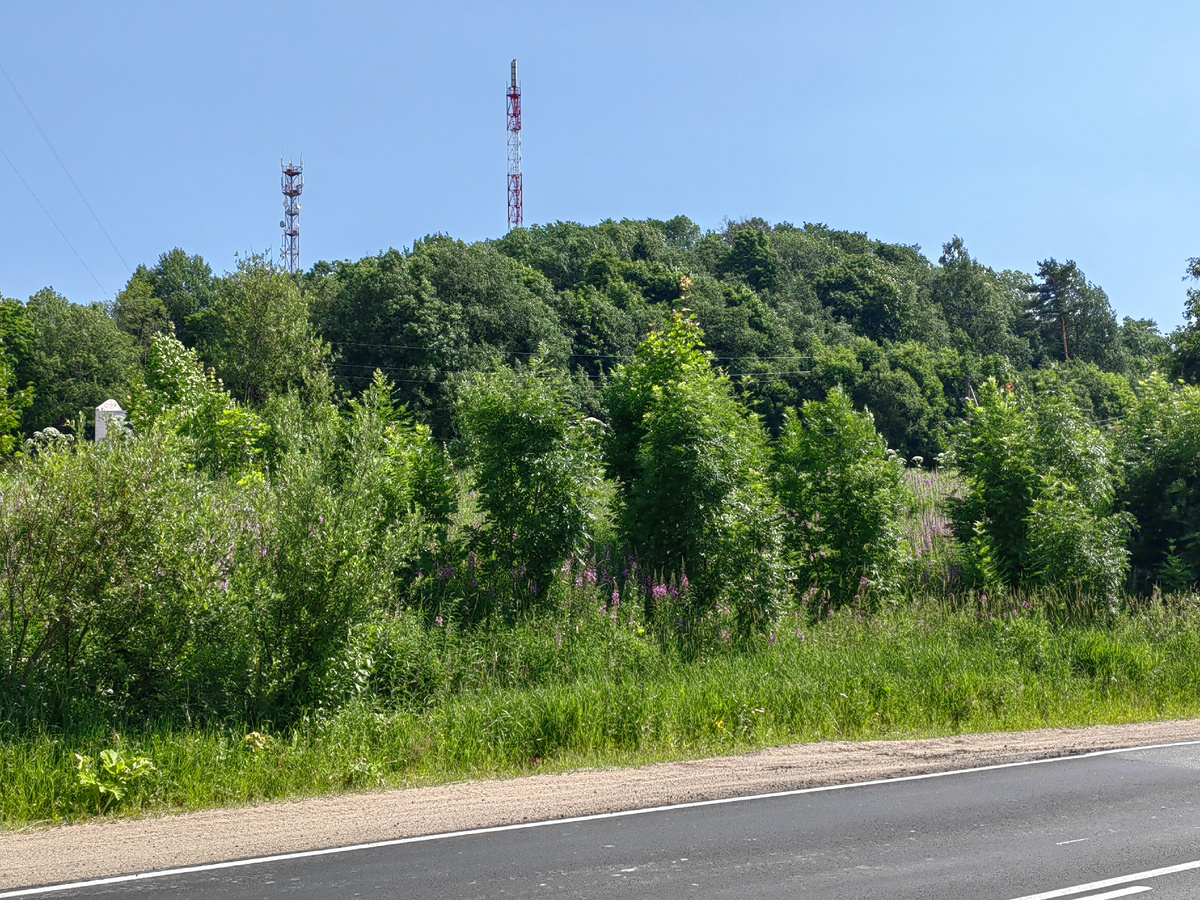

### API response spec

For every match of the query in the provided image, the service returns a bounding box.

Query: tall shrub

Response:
[606,314,785,636]
[775,387,908,609]
[455,359,605,612]
[0,428,220,721]
[129,333,269,478]
[945,378,1129,608]
[1117,374,1200,591]
[237,375,438,716]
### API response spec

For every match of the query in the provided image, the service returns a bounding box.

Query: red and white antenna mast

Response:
[281,157,303,273]
[506,60,523,230]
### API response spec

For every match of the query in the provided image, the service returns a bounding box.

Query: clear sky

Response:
[2,1,1198,330]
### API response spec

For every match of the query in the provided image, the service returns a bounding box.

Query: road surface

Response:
[6,741,1200,899]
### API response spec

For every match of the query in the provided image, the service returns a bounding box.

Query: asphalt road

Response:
[9,741,1200,900]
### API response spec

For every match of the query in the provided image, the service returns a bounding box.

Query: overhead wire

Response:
[0,60,131,274]
[326,359,812,385]
[0,140,109,296]
[307,335,814,362]
[183,328,814,372]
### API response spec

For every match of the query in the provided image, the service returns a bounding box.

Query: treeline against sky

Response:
[5,217,1199,458]
[3,217,1200,727]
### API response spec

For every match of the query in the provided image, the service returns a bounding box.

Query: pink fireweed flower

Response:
[435,615,444,627]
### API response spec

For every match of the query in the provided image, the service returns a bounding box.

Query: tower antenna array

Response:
[281,157,303,273]
[506,60,523,230]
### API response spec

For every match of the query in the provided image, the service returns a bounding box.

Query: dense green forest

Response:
[3,215,1200,746]
[8,217,1194,455]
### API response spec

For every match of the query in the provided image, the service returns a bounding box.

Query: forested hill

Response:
[2,216,1197,460]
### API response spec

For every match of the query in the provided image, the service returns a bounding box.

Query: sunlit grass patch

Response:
[5,593,1200,829]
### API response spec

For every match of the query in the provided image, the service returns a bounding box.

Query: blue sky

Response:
[2,1,1198,330]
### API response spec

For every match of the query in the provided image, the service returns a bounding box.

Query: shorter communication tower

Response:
[506,60,523,230]
[280,157,303,273]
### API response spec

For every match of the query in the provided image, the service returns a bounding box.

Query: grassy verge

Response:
[5,594,1200,830]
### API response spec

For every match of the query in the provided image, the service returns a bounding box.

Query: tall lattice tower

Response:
[506,60,523,230]
[281,157,303,273]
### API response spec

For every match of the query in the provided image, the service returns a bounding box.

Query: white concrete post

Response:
[95,399,126,442]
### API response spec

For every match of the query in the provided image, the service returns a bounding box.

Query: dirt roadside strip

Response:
[5,719,1200,891]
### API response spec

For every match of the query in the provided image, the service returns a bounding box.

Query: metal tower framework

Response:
[281,157,303,273]
[506,60,523,230]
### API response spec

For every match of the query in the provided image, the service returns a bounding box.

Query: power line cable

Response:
[183,328,815,365]
[326,360,812,384]
[0,60,131,274]
[0,139,108,296]
[321,337,813,362]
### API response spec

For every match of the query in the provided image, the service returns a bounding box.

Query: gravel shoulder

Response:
[4,719,1199,891]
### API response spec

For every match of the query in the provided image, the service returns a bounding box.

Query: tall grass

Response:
[901,468,963,599]
[5,459,1198,830]
[5,590,1200,829]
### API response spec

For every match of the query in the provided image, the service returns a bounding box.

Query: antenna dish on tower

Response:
[280,157,303,273]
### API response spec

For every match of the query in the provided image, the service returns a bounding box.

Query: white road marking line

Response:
[1056,838,1090,845]
[1071,888,1151,899]
[5,738,1200,898]
[1009,858,1200,899]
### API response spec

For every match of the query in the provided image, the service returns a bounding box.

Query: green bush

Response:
[234,375,436,716]
[775,386,908,610]
[0,368,448,725]
[1117,374,1200,591]
[455,359,606,611]
[0,427,223,721]
[129,332,269,478]
[945,378,1129,608]
[606,314,785,636]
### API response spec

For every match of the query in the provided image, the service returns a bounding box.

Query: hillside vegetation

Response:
[3,217,1200,825]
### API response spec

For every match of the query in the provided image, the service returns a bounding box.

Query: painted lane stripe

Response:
[1010,859,1200,899]
[4,737,1200,898]
[1071,888,1151,900]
